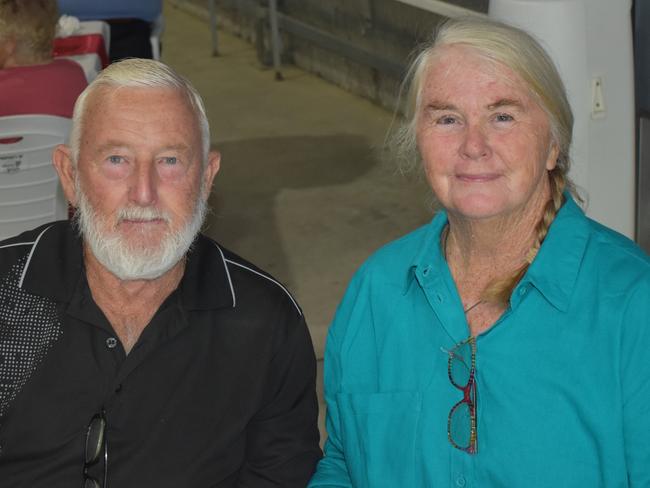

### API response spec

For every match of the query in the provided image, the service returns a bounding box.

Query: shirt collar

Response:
[520,195,589,311]
[178,235,236,310]
[20,221,84,302]
[404,209,449,294]
[404,195,589,312]
[20,221,236,311]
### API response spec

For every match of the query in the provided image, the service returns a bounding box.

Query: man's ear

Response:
[52,144,78,207]
[201,150,221,199]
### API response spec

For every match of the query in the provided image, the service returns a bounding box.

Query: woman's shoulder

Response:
[585,217,650,269]
[356,219,435,281]
[580,217,650,295]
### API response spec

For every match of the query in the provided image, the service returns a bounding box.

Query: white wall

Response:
[490,0,636,238]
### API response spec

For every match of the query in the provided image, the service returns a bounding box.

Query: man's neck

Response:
[83,244,186,353]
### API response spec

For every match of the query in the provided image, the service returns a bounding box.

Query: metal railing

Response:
[205,0,485,79]
[392,0,486,18]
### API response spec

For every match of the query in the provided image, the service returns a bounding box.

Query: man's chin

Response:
[109,262,177,281]
[117,219,169,235]
[98,247,182,281]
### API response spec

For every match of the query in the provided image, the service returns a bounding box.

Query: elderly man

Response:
[0,59,321,487]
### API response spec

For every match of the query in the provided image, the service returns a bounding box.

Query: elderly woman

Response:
[309,17,650,488]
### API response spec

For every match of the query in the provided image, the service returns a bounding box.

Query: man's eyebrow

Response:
[92,142,194,153]
[487,98,524,110]
[93,141,128,153]
[158,144,192,152]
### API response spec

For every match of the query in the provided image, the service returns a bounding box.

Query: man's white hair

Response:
[69,58,211,165]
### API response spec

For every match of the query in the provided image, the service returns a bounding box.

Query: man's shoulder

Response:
[196,234,303,318]
[0,224,57,278]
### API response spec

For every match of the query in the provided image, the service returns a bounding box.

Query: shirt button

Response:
[106,337,118,349]
[115,384,123,393]
[456,475,466,487]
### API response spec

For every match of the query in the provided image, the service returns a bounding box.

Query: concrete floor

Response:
[161,2,433,438]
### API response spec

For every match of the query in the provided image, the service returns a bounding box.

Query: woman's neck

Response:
[3,53,53,69]
[444,182,551,291]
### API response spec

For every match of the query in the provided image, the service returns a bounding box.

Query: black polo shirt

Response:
[0,221,321,487]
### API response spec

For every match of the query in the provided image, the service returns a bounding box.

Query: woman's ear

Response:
[546,142,560,171]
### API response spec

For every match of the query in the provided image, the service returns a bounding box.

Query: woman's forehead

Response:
[421,45,533,102]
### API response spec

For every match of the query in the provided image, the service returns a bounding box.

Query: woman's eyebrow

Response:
[425,101,457,111]
[487,98,524,110]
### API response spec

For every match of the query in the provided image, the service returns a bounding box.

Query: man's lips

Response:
[119,218,167,225]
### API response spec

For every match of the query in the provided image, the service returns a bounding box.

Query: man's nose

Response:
[129,161,158,206]
[459,124,491,160]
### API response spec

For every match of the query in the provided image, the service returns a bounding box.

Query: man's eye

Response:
[495,113,514,122]
[108,155,123,164]
[162,157,178,165]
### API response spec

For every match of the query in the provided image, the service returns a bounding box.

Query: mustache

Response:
[117,206,172,223]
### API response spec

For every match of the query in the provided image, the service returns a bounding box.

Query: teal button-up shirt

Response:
[309,197,650,487]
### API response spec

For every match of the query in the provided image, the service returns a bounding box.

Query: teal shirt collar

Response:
[406,195,589,312]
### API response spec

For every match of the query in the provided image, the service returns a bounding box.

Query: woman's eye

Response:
[436,115,457,125]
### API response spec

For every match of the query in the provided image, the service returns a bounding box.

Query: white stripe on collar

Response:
[224,258,302,316]
[19,225,54,289]
[0,241,35,250]
[213,242,237,308]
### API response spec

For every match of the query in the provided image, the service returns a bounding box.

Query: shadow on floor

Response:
[204,133,379,287]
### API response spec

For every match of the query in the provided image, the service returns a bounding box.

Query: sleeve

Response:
[308,271,368,487]
[307,325,352,487]
[620,277,650,487]
[237,305,323,487]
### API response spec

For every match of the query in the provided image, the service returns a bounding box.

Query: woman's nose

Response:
[459,124,491,160]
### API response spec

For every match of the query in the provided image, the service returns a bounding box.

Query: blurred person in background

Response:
[309,17,650,488]
[57,0,162,61]
[0,0,87,118]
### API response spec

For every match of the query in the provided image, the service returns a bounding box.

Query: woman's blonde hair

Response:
[393,17,577,305]
[0,0,59,62]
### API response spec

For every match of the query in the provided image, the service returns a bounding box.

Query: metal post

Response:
[268,0,283,80]
[208,0,219,56]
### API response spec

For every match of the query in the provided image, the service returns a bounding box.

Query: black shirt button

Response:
[115,384,122,393]
[106,337,118,349]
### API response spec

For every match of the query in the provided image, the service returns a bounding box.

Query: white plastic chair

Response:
[0,115,71,240]
[150,13,164,61]
[55,18,111,82]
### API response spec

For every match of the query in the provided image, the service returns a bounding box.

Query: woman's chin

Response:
[445,195,512,221]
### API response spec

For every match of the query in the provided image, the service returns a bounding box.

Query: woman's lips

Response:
[456,173,501,182]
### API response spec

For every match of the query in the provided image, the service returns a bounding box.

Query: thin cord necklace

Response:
[442,224,484,314]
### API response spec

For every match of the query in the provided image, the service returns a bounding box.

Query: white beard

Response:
[74,177,208,281]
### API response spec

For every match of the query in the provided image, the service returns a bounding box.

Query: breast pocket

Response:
[337,391,422,488]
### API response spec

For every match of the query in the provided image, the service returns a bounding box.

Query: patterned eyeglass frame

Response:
[447,336,478,454]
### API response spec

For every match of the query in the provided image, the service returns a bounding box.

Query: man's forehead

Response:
[86,85,190,108]
[80,85,199,134]
[76,85,203,157]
